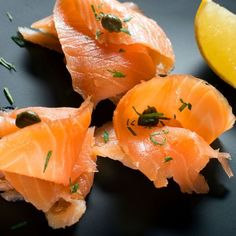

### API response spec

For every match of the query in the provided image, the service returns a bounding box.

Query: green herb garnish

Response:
[108,69,125,78]
[0,57,16,71]
[123,16,133,23]
[133,106,170,127]
[3,87,14,106]
[103,130,109,143]
[43,150,52,173]
[150,132,167,146]
[130,120,135,126]
[179,98,192,112]
[127,119,135,126]
[6,12,13,22]
[162,129,169,134]
[69,178,79,194]
[15,110,41,128]
[11,34,26,47]
[126,119,137,136]
[120,27,131,35]
[164,156,173,163]
[127,126,137,136]
[91,4,101,20]
[95,30,104,40]
[11,221,28,230]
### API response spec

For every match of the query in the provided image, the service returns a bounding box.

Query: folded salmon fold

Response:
[0,99,97,228]
[94,75,235,193]
[19,0,175,105]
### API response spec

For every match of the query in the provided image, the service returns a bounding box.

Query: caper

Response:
[15,110,41,128]
[137,106,159,126]
[101,14,123,33]
[142,106,157,115]
[133,106,170,127]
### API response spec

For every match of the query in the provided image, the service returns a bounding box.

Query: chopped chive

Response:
[70,182,79,194]
[91,4,99,20]
[11,221,28,230]
[91,4,96,13]
[91,4,103,20]
[6,12,13,22]
[107,69,125,78]
[150,135,166,146]
[179,103,187,112]
[179,98,192,112]
[11,34,26,47]
[120,27,131,35]
[150,131,161,136]
[95,30,103,40]
[123,16,133,23]
[43,150,52,173]
[0,57,16,71]
[162,129,169,134]
[132,106,142,116]
[127,126,137,136]
[160,120,165,126]
[119,48,126,53]
[127,119,136,135]
[69,178,79,194]
[3,87,14,106]
[150,132,167,146]
[130,120,135,126]
[164,156,173,163]
[103,130,109,143]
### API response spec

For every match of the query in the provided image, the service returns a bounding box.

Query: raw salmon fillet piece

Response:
[113,74,235,144]
[19,0,175,105]
[0,99,97,228]
[94,75,234,193]
[18,1,142,52]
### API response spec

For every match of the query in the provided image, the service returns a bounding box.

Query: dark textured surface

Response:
[0,0,235,235]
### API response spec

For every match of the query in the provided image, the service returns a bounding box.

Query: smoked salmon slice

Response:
[19,0,175,105]
[18,15,62,53]
[0,105,91,137]
[0,99,97,228]
[18,2,142,52]
[114,74,235,144]
[94,75,234,193]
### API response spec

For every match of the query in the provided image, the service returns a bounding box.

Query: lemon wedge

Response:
[195,0,236,88]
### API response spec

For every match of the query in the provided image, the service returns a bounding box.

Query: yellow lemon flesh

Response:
[195,0,236,88]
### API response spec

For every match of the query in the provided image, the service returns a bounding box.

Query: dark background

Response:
[0,0,235,235]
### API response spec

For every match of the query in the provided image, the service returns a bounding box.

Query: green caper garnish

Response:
[132,106,170,127]
[101,14,123,33]
[15,110,41,128]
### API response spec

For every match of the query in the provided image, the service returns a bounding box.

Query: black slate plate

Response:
[0,1,235,235]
